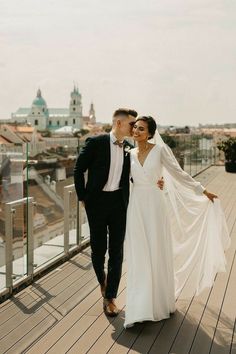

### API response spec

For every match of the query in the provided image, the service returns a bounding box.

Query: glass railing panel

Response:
[191,135,199,176]
[183,135,192,175]
[161,133,215,177]
[196,135,202,174]
[26,142,78,268]
[0,201,5,291]
[202,135,211,169]
[11,202,27,283]
[64,185,78,251]
[0,145,25,290]
[68,190,78,248]
[29,168,66,268]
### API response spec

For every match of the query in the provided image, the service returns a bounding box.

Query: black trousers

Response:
[85,190,127,299]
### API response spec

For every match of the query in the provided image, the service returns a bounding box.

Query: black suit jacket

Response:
[74,134,133,209]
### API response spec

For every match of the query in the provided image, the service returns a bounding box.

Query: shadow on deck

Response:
[0,166,235,354]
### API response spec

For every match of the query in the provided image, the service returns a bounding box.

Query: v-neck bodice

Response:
[130,145,163,187]
[136,144,157,167]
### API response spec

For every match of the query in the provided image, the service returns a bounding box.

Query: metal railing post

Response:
[64,188,71,254]
[77,202,82,246]
[27,199,34,278]
[5,203,14,293]
[1,186,90,299]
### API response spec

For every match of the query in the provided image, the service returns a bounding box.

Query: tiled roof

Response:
[13,108,31,116]
[16,126,34,133]
[49,108,69,114]
[0,136,11,144]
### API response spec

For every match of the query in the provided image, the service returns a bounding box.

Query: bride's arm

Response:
[160,145,217,201]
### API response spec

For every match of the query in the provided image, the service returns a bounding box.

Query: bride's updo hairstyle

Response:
[135,116,157,140]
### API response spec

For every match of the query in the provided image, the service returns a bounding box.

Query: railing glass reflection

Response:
[0,135,218,298]
[161,134,218,176]
[26,142,78,268]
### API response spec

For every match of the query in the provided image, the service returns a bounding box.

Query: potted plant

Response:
[217,137,236,173]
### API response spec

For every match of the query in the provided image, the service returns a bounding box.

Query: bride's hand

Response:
[203,190,218,202]
[157,177,164,190]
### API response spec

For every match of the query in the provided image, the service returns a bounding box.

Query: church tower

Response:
[28,88,48,130]
[69,86,83,129]
[89,102,96,124]
[70,86,82,116]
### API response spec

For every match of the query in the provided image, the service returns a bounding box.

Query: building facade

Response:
[11,87,96,131]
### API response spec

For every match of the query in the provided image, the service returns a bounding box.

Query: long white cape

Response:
[152,131,230,298]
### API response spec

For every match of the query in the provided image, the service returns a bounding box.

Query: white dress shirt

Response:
[103,132,124,191]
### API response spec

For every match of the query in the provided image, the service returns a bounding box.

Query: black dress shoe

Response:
[103,298,120,317]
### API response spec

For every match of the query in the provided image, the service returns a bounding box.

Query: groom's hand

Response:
[157,177,164,190]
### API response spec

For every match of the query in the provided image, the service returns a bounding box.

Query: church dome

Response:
[32,89,47,106]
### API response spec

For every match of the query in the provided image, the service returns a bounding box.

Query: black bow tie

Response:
[113,140,124,148]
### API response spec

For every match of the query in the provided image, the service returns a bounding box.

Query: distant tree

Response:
[160,134,177,149]
[79,129,90,136]
[184,126,190,134]
[103,124,112,133]
[73,130,81,138]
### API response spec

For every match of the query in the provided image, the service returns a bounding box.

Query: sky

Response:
[0,0,236,126]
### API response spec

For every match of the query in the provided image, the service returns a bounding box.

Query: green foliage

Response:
[103,124,112,133]
[79,129,90,136]
[160,134,177,149]
[217,137,236,163]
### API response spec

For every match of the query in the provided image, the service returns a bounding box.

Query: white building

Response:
[11,86,96,131]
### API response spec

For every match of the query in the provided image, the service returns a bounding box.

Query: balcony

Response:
[0,140,235,353]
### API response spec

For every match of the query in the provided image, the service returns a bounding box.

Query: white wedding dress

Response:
[124,143,230,328]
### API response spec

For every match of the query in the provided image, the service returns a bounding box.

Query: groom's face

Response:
[118,115,136,137]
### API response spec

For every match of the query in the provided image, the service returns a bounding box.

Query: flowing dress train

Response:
[124,144,230,328]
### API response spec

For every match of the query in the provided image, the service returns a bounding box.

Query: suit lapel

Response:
[104,134,111,175]
[120,141,131,184]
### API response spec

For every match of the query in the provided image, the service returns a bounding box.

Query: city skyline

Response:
[1,0,236,126]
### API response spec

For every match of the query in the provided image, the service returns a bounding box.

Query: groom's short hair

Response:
[113,108,138,118]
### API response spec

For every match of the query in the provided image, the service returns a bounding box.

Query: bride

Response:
[124,116,230,328]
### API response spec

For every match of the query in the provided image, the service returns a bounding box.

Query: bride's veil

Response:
[151,129,230,298]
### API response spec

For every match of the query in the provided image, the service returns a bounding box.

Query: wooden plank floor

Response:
[0,166,235,354]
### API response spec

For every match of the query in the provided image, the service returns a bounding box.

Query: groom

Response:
[74,108,163,316]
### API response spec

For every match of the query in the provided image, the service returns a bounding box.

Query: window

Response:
[73,107,76,111]
[49,121,52,126]
[65,121,68,126]
[38,112,40,115]
[35,120,38,125]
[42,108,45,112]
[57,121,60,126]
[73,119,75,124]
[73,99,76,105]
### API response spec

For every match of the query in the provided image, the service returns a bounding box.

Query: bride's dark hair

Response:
[135,116,157,139]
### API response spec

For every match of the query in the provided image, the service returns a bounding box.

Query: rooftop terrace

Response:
[0,166,235,354]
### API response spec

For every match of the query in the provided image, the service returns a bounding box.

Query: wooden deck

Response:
[0,166,235,354]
